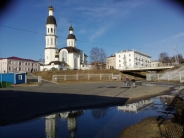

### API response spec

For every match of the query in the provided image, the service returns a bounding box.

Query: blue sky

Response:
[0,0,184,61]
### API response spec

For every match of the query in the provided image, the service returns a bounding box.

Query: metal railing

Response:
[146,71,184,82]
[52,73,121,82]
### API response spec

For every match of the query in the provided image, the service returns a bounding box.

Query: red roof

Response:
[6,56,38,62]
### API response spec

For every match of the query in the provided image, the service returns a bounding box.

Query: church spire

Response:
[50,0,52,6]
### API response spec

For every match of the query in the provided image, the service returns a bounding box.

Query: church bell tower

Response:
[45,3,58,64]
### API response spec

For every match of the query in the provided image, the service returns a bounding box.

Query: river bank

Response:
[118,87,184,138]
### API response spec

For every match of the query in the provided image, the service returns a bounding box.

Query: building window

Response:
[119,55,121,58]
[19,67,21,71]
[48,28,49,33]
[61,51,67,62]
[25,63,27,65]
[18,75,22,80]
[119,64,121,67]
[119,60,121,62]
[129,59,131,61]
[51,28,53,33]
[129,54,131,56]
[9,67,11,70]
[19,62,21,65]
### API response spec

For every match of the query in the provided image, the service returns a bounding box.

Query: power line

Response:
[0,25,45,35]
[0,24,173,50]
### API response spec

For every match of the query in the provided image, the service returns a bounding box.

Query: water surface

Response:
[0,95,174,138]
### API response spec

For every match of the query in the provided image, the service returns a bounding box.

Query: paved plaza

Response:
[0,81,175,126]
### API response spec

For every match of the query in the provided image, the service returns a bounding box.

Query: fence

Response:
[52,74,121,82]
[146,72,184,82]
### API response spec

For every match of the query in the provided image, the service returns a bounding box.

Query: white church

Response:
[40,5,88,71]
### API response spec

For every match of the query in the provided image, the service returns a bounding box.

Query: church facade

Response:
[41,5,87,71]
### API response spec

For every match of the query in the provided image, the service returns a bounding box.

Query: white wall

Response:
[115,50,151,69]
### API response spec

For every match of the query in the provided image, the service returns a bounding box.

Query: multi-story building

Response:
[115,49,151,69]
[106,55,116,69]
[0,56,40,73]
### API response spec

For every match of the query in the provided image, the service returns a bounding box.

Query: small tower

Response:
[45,4,58,64]
[67,26,77,47]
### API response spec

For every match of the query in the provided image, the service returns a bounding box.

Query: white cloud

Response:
[172,32,184,38]
[89,25,110,41]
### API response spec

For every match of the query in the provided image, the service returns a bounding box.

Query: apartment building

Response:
[106,55,116,69]
[115,50,151,69]
[0,56,40,73]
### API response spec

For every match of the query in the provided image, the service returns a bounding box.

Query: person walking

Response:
[131,77,136,88]
[125,76,130,87]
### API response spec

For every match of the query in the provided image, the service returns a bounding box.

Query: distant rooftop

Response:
[0,56,38,62]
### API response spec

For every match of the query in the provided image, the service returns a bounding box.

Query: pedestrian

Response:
[131,77,136,88]
[125,76,130,87]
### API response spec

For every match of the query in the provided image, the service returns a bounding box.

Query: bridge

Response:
[118,63,175,72]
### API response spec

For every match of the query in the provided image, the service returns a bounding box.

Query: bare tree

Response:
[90,47,107,69]
[90,47,100,63]
[170,53,184,63]
[99,48,106,63]
[159,52,170,63]
[178,54,184,63]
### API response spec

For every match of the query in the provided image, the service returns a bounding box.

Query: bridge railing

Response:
[146,71,184,82]
[118,63,174,70]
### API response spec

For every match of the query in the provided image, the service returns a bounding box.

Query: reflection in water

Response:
[91,108,108,119]
[45,114,59,138]
[141,82,181,89]
[0,95,176,138]
[117,99,153,113]
[45,110,85,138]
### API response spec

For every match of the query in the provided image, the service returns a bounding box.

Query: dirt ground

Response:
[118,97,184,138]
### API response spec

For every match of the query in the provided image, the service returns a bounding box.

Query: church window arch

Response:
[51,28,53,33]
[61,51,67,62]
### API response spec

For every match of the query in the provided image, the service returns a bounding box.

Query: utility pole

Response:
[174,45,179,64]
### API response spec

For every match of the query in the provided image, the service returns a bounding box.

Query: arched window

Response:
[61,51,67,62]
[48,28,49,33]
[51,28,53,33]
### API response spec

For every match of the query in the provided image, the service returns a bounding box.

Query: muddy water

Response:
[0,95,175,138]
